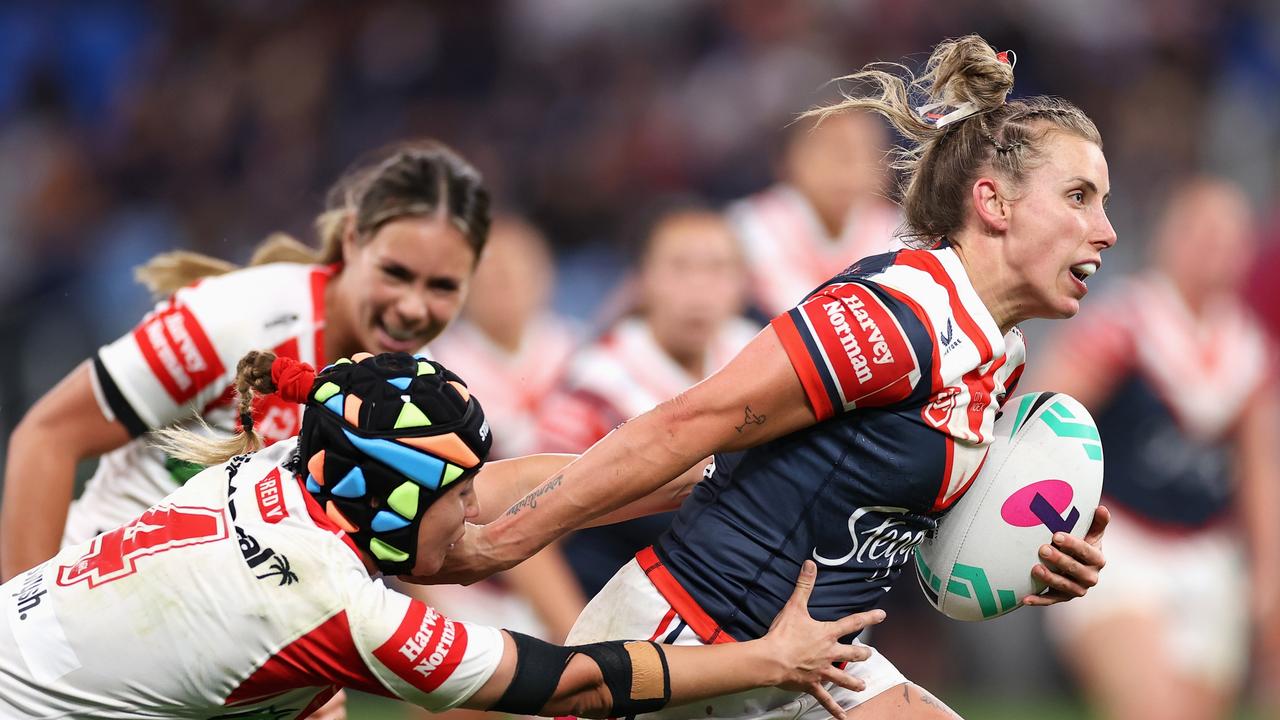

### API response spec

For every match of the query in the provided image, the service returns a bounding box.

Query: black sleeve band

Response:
[490,633,672,718]
[576,641,671,717]
[491,631,574,715]
[93,354,148,437]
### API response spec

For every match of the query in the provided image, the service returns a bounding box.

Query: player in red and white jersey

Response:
[535,205,758,596]
[438,37,1114,719]
[0,351,883,719]
[726,111,903,318]
[1037,178,1280,720]
[1,141,489,585]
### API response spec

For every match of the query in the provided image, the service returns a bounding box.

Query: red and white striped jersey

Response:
[1041,273,1275,527]
[71,263,336,546]
[0,439,503,717]
[727,184,902,317]
[430,315,579,459]
[538,317,760,453]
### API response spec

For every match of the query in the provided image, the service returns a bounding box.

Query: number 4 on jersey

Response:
[57,505,229,589]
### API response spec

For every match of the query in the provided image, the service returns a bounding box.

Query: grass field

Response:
[344,690,1270,719]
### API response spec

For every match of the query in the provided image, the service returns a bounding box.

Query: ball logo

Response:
[999,479,1081,534]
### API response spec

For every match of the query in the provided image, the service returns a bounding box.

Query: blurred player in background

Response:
[439,35,1112,719]
[1036,177,1280,720]
[536,204,758,597]
[727,111,901,318]
[0,139,492,719]
[0,350,884,717]
[425,216,586,706]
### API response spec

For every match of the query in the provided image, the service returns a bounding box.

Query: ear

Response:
[971,177,1010,234]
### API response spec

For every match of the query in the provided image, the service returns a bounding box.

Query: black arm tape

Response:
[491,631,574,715]
[576,640,671,717]
[491,633,672,717]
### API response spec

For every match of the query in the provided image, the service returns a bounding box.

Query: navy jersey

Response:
[650,247,1026,642]
[1047,274,1274,529]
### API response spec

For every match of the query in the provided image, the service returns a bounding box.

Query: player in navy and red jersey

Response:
[0,351,883,718]
[1037,178,1280,720]
[437,36,1113,718]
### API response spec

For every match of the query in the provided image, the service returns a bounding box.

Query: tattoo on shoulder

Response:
[506,474,563,517]
[734,405,767,433]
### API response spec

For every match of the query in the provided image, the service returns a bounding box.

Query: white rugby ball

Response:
[914,391,1103,621]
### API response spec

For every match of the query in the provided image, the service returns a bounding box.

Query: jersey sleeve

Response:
[93,276,256,435]
[346,579,505,712]
[770,281,924,421]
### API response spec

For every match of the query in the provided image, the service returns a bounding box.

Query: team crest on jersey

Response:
[923,387,961,429]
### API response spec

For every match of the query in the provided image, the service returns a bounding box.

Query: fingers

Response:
[1084,505,1111,545]
[805,683,847,720]
[822,664,868,693]
[786,559,818,610]
[833,608,886,637]
[838,643,874,665]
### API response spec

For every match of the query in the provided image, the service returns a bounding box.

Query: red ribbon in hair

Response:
[272,356,318,404]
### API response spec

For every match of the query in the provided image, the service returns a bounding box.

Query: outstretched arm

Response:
[460,562,883,719]
[1,362,132,580]
[440,326,816,583]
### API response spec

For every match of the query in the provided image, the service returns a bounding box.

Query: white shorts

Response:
[1043,507,1247,688]
[567,553,907,720]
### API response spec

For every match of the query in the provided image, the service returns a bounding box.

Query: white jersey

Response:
[727,184,902,317]
[68,262,336,544]
[1,439,503,718]
[430,315,578,459]
[538,316,759,453]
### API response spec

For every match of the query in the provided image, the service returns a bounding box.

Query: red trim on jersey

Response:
[895,251,993,361]
[373,600,470,694]
[311,267,334,365]
[224,610,394,705]
[298,476,363,559]
[636,546,736,645]
[298,687,341,718]
[647,608,679,642]
[878,285,944,395]
[770,314,835,420]
[933,447,988,512]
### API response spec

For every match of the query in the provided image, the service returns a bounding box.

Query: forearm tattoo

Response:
[734,405,767,433]
[506,474,563,517]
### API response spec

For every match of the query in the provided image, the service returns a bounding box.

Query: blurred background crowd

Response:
[1,1,1278,717]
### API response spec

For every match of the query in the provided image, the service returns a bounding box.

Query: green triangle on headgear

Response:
[394,402,431,429]
[313,381,341,404]
[387,482,419,519]
[335,358,353,366]
[441,463,465,487]
[369,537,409,563]
[417,361,435,376]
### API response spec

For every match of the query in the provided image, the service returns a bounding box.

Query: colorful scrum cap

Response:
[298,351,491,575]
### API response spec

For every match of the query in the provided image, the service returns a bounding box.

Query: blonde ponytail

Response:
[150,351,280,467]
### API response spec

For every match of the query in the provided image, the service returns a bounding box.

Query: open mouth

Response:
[1070,262,1098,283]
[375,320,423,350]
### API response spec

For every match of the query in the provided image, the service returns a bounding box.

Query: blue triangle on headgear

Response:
[371,510,412,532]
[341,429,444,490]
[331,466,367,498]
[323,394,344,416]
[305,474,322,494]
[387,376,412,391]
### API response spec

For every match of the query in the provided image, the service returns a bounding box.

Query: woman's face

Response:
[335,216,477,357]
[1000,132,1117,322]
[640,214,747,359]
[403,479,479,579]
